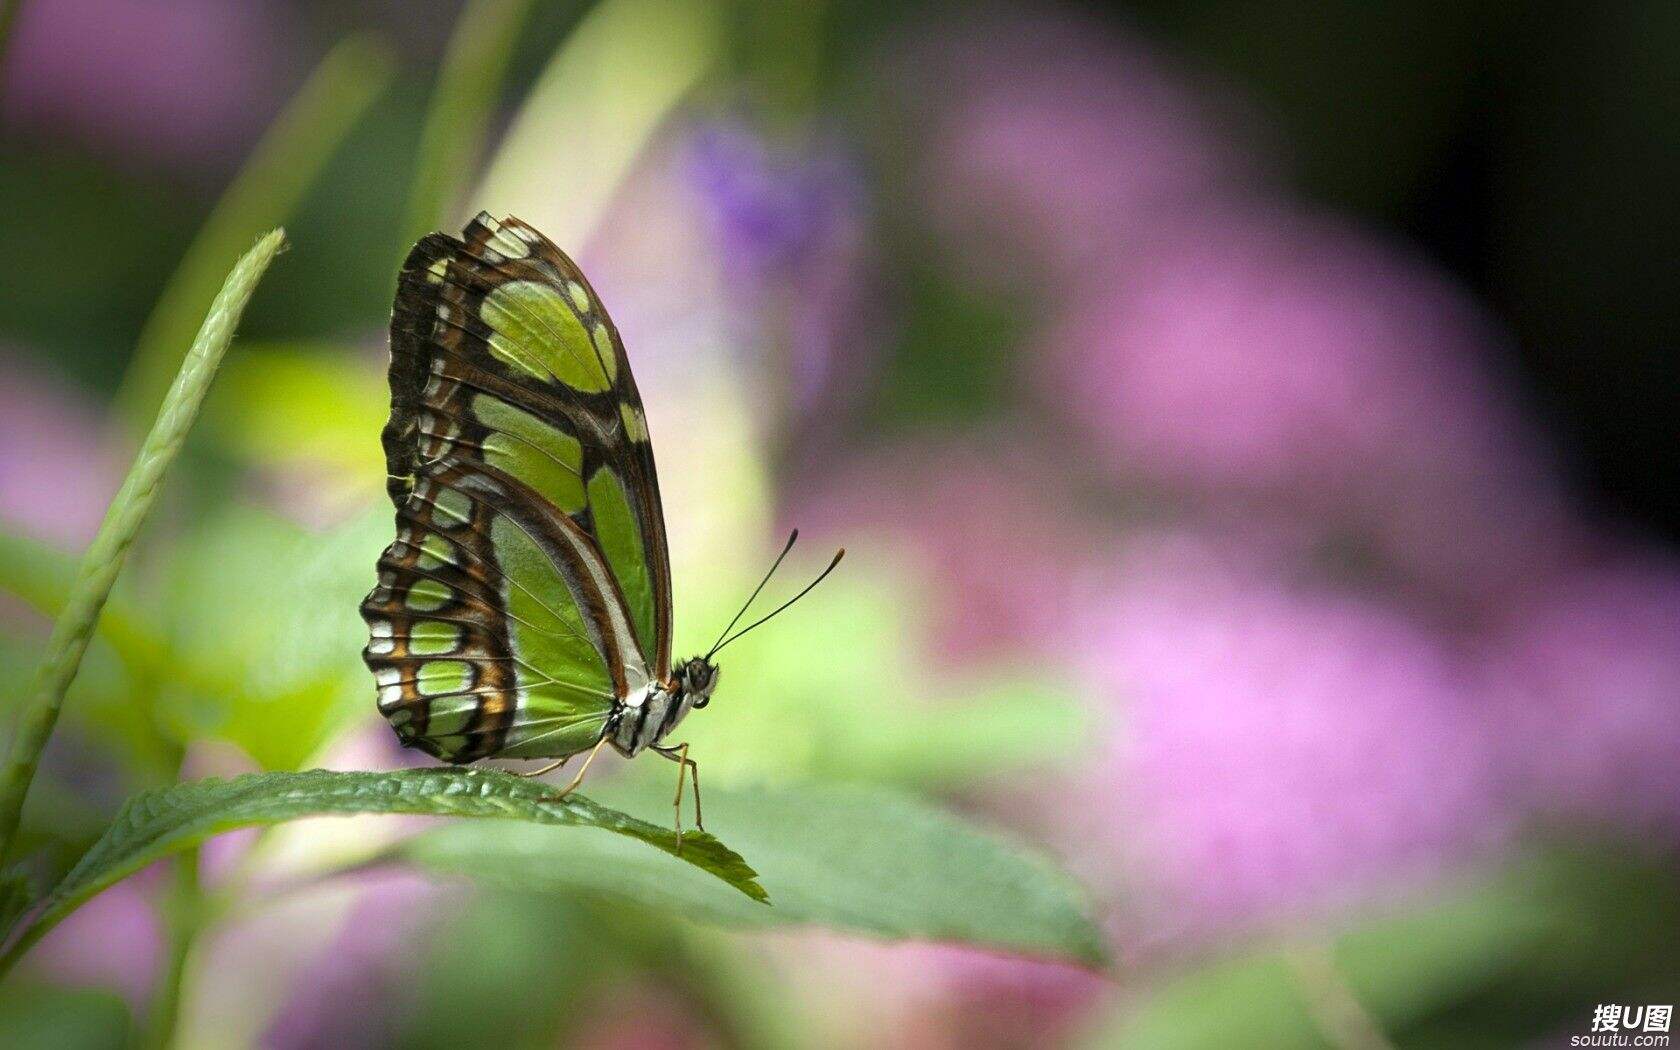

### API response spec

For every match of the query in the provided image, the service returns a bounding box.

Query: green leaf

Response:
[0,984,130,1050]
[0,768,762,976]
[1095,952,1330,1050]
[395,778,1109,966]
[0,866,31,942]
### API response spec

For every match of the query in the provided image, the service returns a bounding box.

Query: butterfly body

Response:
[610,658,717,756]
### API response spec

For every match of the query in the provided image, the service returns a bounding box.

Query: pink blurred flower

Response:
[3,0,289,168]
[789,440,1107,662]
[766,932,1108,1050]
[1043,203,1578,605]
[1068,535,1508,949]
[891,11,1262,283]
[0,363,127,546]
[262,871,441,1050]
[1483,547,1680,837]
[568,986,710,1050]
[26,864,164,1009]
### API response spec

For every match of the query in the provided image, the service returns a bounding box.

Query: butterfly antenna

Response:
[705,530,800,660]
[709,547,846,657]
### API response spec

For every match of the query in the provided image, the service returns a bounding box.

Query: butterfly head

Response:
[678,657,720,710]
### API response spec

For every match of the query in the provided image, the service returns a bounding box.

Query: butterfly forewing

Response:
[362,213,676,762]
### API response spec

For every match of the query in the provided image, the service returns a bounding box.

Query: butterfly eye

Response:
[692,696,709,710]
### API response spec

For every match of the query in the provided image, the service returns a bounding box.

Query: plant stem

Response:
[1286,940,1396,1050]
[0,0,25,89]
[0,230,287,869]
[404,0,534,245]
[144,846,200,1050]
[472,0,722,248]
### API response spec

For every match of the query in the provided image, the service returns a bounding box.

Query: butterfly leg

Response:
[543,735,608,800]
[653,742,703,851]
[517,755,571,778]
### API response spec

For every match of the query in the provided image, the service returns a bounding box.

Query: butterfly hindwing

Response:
[361,464,618,762]
[364,213,676,762]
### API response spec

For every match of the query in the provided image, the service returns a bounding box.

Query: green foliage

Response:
[1085,842,1680,1048]
[0,154,192,385]
[474,0,722,244]
[0,509,388,775]
[394,887,803,1050]
[0,535,173,775]
[0,528,161,673]
[870,253,1038,429]
[0,0,1113,1021]
[200,343,388,485]
[114,37,395,429]
[155,508,387,770]
[0,984,130,1050]
[0,768,767,975]
[396,889,610,1050]
[397,777,1109,966]
[0,231,288,868]
[0,866,30,941]
[675,567,1085,788]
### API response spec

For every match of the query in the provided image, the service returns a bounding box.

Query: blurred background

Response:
[2,0,1678,1046]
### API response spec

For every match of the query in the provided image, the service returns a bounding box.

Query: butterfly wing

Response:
[362,213,675,761]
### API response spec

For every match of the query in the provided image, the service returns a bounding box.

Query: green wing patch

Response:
[481,279,616,392]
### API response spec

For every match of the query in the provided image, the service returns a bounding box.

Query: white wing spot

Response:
[487,226,531,259]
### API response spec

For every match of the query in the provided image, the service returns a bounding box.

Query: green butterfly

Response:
[361,214,840,841]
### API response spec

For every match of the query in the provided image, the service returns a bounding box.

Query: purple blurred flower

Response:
[262,871,440,1050]
[1042,204,1578,605]
[685,121,862,284]
[682,120,873,418]
[0,363,127,546]
[1068,536,1508,948]
[1483,547,1680,837]
[2,0,288,168]
[584,121,874,424]
[891,11,1261,283]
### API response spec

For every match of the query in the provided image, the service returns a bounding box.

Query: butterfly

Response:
[360,213,841,844]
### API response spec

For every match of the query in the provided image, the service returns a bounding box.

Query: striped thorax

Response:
[611,658,718,755]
